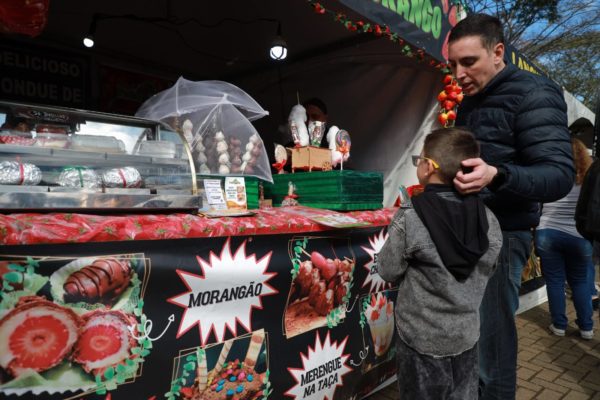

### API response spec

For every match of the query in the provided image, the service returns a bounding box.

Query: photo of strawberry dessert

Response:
[284,240,355,338]
[0,254,148,397]
[0,296,81,377]
[62,258,133,305]
[71,309,138,376]
[364,292,395,357]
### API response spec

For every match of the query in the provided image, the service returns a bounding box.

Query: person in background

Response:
[302,97,330,148]
[576,154,600,314]
[535,138,594,340]
[379,128,502,400]
[447,13,574,399]
[303,98,327,128]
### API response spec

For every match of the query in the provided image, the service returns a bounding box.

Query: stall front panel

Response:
[0,208,398,400]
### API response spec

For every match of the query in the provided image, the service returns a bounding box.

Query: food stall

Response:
[0,0,460,398]
[3,0,593,398]
[0,86,402,400]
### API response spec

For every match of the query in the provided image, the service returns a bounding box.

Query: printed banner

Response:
[0,40,88,108]
[339,0,456,62]
[0,227,397,399]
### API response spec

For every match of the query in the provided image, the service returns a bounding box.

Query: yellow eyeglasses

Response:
[411,155,440,169]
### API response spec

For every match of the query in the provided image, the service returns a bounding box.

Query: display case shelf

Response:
[0,100,200,212]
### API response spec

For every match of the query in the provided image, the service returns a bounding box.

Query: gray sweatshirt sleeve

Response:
[378,209,408,283]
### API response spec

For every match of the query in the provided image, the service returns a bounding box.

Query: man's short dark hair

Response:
[302,97,327,115]
[423,128,480,184]
[448,13,504,51]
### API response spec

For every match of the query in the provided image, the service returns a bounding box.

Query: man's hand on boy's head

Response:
[453,158,498,194]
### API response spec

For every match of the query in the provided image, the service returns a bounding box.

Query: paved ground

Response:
[367,299,600,399]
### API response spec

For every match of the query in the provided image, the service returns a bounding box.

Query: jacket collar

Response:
[478,63,518,96]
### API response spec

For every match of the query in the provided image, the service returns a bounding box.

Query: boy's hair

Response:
[423,128,480,184]
[448,13,504,51]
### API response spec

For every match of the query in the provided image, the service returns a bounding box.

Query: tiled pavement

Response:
[367,299,600,399]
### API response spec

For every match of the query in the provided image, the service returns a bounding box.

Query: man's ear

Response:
[493,42,505,66]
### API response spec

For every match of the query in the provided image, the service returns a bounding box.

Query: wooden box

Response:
[290,146,332,172]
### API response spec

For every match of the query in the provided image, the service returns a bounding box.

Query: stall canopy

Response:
[1,0,595,205]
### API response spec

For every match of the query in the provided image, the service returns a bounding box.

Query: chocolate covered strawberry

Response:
[63,258,132,305]
[72,310,137,375]
[0,296,81,377]
[310,251,337,281]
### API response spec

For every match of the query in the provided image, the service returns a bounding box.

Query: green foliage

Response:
[260,369,273,399]
[359,296,370,329]
[290,237,308,279]
[165,350,200,400]
[326,306,343,328]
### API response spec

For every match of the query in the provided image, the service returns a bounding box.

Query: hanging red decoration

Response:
[313,3,326,14]
[306,0,450,71]
[437,74,463,128]
[305,0,467,125]
[0,0,50,37]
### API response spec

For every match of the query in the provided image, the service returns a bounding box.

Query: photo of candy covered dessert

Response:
[284,240,355,337]
[365,293,394,357]
[187,330,267,400]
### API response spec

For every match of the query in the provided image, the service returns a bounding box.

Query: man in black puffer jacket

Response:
[448,14,574,400]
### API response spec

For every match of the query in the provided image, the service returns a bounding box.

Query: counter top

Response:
[0,207,396,245]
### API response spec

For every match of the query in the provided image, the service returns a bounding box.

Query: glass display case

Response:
[0,100,201,211]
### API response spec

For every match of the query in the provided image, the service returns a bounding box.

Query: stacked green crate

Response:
[265,170,383,210]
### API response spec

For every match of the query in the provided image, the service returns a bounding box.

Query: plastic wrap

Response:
[135,78,272,183]
[71,135,126,153]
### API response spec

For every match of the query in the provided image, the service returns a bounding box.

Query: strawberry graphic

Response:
[76,325,122,362]
[9,315,71,370]
[0,296,81,376]
[371,309,380,320]
[72,309,137,375]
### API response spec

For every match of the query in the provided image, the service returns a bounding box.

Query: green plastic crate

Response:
[265,170,383,210]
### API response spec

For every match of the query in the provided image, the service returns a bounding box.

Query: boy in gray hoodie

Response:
[379,128,503,400]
